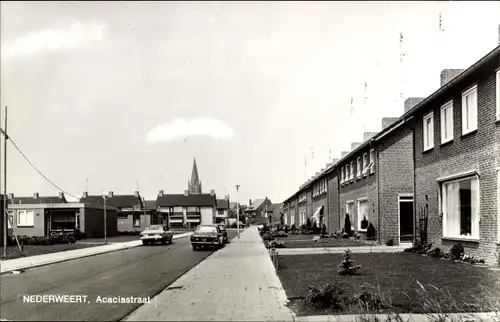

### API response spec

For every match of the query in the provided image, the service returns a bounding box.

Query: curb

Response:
[296,312,500,322]
[276,246,407,255]
[0,233,193,275]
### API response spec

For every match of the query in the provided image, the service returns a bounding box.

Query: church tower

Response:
[188,158,202,194]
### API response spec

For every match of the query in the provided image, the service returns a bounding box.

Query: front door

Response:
[399,197,414,243]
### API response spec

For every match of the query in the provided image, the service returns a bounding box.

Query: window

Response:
[17,210,34,227]
[356,157,362,179]
[498,168,500,242]
[133,215,141,227]
[217,209,225,215]
[290,211,295,226]
[346,201,355,229]
[7,210,14,228]
[423,112,434,151]
[369,149,375,174]
[300,212,306,226]
[345,164,350,183]
[441,175,479,239]
[496,70,499,120]
[461,85,478,135]
[362,153,369,176]
[357,199,368,232]
[440,101,454,144]
[350,161,354,181]
[341,166,345,184]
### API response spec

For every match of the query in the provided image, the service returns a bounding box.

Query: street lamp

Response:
[103,196,107,245]
[235,184,240,239]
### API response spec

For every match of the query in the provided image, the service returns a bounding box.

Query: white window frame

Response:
[441,175,480,240]
[350,161,354,181]
[496,70,500,121]
[133,214,141,227]
[423,111,434,151]
[362,153,369,176]
[346,201,354,217]
[17,210,34,227]
[369,149,375,174]
[356,157,362,179]
[7,210,14,228]
[357,198,368,232]
[461,84,478,136]
[346,164,350,183]
[440,101,454,144]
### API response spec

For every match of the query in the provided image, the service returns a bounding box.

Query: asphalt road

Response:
[0,231,238,321]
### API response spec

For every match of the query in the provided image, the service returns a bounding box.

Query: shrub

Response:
[385,239,394,246]
[338,249,362,275]
[290,224,296,232]
[366,223,376,240]
[321,224,327,236]
[344,214,352,237]
[267,240,286,248]
[306,218,312,231]
[360,216,368,230]
[284,225,289,233]
[312,222,319,234]
[342,232,350,239]
[450,243,464,260]
[351,284,388,311]
[428,247,444,258]
[305,283,345,310]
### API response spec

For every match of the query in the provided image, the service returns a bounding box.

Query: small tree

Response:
[321,224,327,236]
[344,214,352,237]
[338,249,362,275]
[360,216,368,230]
[366,223,376,240]
[306,217,312,230]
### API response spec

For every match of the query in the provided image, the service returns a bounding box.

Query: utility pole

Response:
[103,196,107,245]
[2,106,7,258]
[235,184,240,239]
[142,196,147,229]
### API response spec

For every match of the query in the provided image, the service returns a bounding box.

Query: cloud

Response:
[1,21,106,59]
[146,117,235,143]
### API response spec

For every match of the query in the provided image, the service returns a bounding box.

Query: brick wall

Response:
[411,65,500,264]
[378,126,415,245]
[327,171,340,234]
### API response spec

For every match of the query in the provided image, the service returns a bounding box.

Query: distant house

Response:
[245,198,273,225]
[80,191,146,233]
[266,203,283,225]
[156,190,217,229]
[229,202,246,218]
[215,196,230,224]
[7,192,117,238]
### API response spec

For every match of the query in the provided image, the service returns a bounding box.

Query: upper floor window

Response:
[356,157,362,179]
[423,112,434,151]
[496,70,499,120]
[362,153,369,176]
[349,161,354,181]
[369,149,375,174]
[341,166,345,184]
[346,164,350,182]
[440,101,454,144]
[461,85,478,135]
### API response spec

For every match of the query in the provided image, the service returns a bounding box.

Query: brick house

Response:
[245,198,273,224]
[402,45,500,263]
[80,191,146,233]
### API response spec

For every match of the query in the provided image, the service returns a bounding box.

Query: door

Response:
[399,196,414,243]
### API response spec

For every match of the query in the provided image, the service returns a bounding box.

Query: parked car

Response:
[217,224,228,243]
[190,224,225,250]
[140,225,173,245]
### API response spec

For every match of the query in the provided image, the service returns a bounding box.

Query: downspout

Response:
[411,124,417,246]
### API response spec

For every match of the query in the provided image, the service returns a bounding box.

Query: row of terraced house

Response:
[283,44,500,264]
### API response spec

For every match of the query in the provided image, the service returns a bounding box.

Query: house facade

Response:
[215,196,230,224]
[404,46,500,263]
[245,198,273,224]
[80,191,146,233]
[7,192,117,238]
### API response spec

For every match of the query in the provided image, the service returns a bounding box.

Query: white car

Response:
[140,225,173,246]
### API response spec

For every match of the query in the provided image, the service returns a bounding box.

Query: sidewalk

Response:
[0,232,193,275]
[297,312,500,322]
[123,226,296,321]
[276,245,407,255]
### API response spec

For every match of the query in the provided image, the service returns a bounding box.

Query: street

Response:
[0,231,237,321]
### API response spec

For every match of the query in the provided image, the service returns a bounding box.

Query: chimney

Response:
[363,132,378,142]
[351,142,361,151]
[108,191,114,198]
[33,192,39,199]
[184,190,189,196]
[134,190,139,197]
[59,192,64,198]
[8,193,14,200]
[440,69,465,87]
[382,117,399,130]
[249,199,252,206]
[404,97,425,113]
[158,190,164,196]
[210,189,215,196]
[83,192,88,198]
[341,151,350,158]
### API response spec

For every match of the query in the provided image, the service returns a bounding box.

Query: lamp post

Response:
[235,184,240,239]
[103,196,107,245]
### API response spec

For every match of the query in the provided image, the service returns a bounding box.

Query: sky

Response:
[1,1,499,204]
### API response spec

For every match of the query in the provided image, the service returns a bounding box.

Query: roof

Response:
[10,195,67,205]
[246,198,266,211]
[144,200,157,210]
[216,199,229,209]
[267,203,283,214]
[157,193,216,207]
[79,195,141,208]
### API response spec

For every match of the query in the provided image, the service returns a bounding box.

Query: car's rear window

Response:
[196,226,217,233]
[218,225,226,230]
[145,225,162,231]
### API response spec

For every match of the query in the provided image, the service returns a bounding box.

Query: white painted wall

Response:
[201,207,214,225]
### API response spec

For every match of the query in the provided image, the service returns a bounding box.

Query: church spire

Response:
[188,158,202,194]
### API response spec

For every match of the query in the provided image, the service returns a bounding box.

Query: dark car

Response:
[218,224,228,243]
[140,225,173,246]
[190,224,224,250]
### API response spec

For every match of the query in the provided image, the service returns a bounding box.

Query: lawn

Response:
[277,252,500,316]
[269,235,373,248]
[1,243,99,260]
